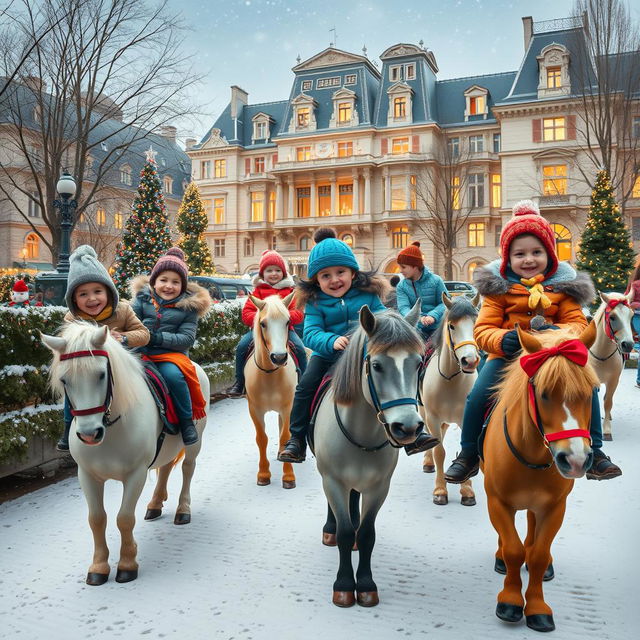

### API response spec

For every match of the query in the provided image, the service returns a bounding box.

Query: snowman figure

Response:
[7,279,41,307]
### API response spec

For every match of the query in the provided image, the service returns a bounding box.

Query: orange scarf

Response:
[144,353,207,420]
[76,304,113,322]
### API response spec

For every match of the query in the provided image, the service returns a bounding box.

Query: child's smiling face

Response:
[154,270,183,300]
[316,266,355,298]
[263,265,284,286]
[74,282,109,316]
[509,234,549,279]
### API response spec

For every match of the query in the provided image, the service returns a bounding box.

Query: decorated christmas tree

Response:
[177,181,214,274]
[113,148,173,296]
[576,170,635,293]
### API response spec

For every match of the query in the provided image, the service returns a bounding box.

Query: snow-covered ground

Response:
[1,370,638,640]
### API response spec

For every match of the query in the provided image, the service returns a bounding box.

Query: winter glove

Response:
[149,332,163,347]
[501,330,521,357]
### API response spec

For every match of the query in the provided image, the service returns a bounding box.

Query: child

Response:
[278,228,439,463]
[131,247,211,446]
[57,245,150,450]
[444,201,621,483]
[626,258,640,388]
[226,249,307,397]
[396,241,447,341]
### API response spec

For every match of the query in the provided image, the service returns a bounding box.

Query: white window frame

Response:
[537,44,571,98]
[463,85,489,121]
[329,87,358,128]
[469,135,484,154]
[389,65,401,82]
[404,63,415,80]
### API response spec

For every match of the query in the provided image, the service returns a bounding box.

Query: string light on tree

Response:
[177,181,214,275]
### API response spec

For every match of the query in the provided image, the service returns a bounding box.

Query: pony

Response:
[482,321,598,632]
[314,302,424,608]
[244,293,297,489]
[420,293,481,506]
[42,322,210,585]
[587,291,634,441]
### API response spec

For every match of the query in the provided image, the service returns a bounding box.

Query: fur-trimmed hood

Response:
[473,260,595,306]
[295,274,389,308]
[129,275,212,317]
[251,273,295,289]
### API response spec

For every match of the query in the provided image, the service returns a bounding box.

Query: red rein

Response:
[604,298,630,341]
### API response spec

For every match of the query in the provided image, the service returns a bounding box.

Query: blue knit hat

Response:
[307,228,360,279]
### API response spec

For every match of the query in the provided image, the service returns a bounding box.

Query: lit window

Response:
[214,239,225,257]
[391,176,406,211]
[451,176,460,210]
[318,185,331,216]
[410,175,417,209]
[96,209,106,226]
[468,222,485,247]
[254,157,265,174]
[251,191,265,222]
[391,225,409,249]
[341,234,354,246]
[338,102,352,123]
[551,223,572,261]
[296,146,311,162]
[391,137,409,154]
[468,173,485,208]
[469,135,484,153]
[201,161,211,179]
[404,63,415,80]
[214,159,226,178]
[297,187,310,217]
[114,212,123,229]
[214,197,225,224]
[469,96,485,115]
[26,233,39,259]
[244,237,254,257]
[163,176,173,194]
[268,191,276,222]
[546,67,562,89]
[543,117,566,141]
[633,175,640,198]
[300,235,311,251]
[542,165,567,195]
[491,174,501,208]
[297,107,310,128]
[338,184,353,215]
[120,166,132,185]
[338,141,353,157]
[393,97,406,118]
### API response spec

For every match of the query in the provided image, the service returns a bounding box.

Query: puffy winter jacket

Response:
[241,274,303,327]
[396,266,447,328]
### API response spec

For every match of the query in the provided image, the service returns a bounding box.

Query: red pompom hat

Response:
[499,200,558,278]
[259,250,288,278]
[396,241,424,269]
[13,279,29,293]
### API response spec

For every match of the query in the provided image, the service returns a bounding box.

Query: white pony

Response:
[42,322,210,585]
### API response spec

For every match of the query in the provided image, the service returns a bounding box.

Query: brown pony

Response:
[482,321,598,633]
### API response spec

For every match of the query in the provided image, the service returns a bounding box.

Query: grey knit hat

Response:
[65,245,119,313]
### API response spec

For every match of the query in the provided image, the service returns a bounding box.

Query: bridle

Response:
[589,298,630,362]
[437,320,478,381]
[253,314,291,374]
[59,350,120,428]
[503,339,591,470]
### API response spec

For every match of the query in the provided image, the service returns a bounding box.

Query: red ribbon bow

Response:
[520,339,589,378]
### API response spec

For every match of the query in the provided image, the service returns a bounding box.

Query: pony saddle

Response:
[142,361,180,436]
[245,340,302,370]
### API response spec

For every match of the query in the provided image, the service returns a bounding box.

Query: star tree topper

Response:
[145,145,157,164]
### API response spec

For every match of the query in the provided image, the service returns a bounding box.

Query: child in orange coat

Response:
[445,201,621,483]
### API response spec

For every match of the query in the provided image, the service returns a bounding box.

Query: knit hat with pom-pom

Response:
[397,241,424,269]
[499,200,558,277]
[13,279,29,293]
[306,227,360,279]
[259,249,288,278]
[150,247,189,293]
[65,244,119,312]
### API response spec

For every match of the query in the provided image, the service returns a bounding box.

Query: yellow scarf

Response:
[76,304,113,323]
[520,275,551,310]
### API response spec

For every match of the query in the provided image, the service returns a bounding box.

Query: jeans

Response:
[632,314,640,384]
[459,357,604,454]
[234,329,308,386]
[63,396,72,426]
[155,361,192,422]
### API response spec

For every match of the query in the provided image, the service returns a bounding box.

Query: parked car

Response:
[188,276,254,302]
[443,281,477,300]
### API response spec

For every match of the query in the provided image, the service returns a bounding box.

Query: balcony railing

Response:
[273,154,377,171]
[534,194,576,208]
[274,212,373,227]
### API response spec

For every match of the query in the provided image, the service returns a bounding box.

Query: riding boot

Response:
[586,449,622,480]
[225,379,245,397]
[179,419,199,446]
[404,431,439,456]
[278,436,306,463]
[444,450,480,484]
[56,421,71,451]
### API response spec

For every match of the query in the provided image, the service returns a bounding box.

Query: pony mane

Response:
[431,297,478,352]
[332,309,424,405]
[48,321,145,414]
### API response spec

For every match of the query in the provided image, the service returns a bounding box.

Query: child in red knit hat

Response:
[445,200,621,483]
[225,250,307,397]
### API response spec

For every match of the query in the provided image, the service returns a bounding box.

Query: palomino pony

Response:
[42,322,210,585]
[482,321,598,632]
[421,293,481,506]
[244,293,297,489]
[587,291,634,441]
[314,302,424,608]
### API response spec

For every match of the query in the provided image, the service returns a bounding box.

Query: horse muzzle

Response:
[387,415,424,445]
[553,447,593,479]
[270,352,288,366]
[619,340,633,354]
[77,426,105,446]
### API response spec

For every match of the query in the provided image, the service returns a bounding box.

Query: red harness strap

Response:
[604,298,630,341]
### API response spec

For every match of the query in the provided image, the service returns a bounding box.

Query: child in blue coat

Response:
[278,228,439,463]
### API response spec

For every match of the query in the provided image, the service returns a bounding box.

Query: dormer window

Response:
[537,44,571,98]
[288,93,318,133]
[404,63,415,80]
[394,97,406,118]
[297,107,309,127]
[251,112,274,143]
[338,102,352,123]
[163,176,173,194]
[389,65,401,82]
[329,88,358,128]
[387,82,414,125]
[120,164,132,185]
[255,122,266,139]
[546,67,562,89]
[469,95,485,116]
[464,86,489,121]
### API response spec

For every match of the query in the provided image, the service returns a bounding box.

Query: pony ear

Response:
[441,292,453,309]
[249,294,265,310]
[40,332,67,353]
[281,292,295,308]
[516,323,542,354]
[579,316,598,349]
[598,290,610,305]
[360,305,376,336]
[92,325,109,347]
[405,298,421,327]
[471,292,481,308]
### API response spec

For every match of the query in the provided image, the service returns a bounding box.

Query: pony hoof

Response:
[86,572,109,586]
[144,508,162,520]
[526,614,555,632]
[433,495,448,505]
[174,513,191,525]
[603,433,612,441]
[357,591,379,607]
[115,568,138,583]
[257,477,271,486]
[322,532,337,546]
[332,591,356,607]
[525,562,555,581]
[461,496,476,507]
[494,558,506,574]
[282,480,296,489]
[496,602,523,623]
[422,464,435,473]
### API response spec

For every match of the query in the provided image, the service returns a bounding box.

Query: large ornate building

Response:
[190,15,640,279]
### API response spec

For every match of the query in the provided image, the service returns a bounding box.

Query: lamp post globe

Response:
[53,171,77,273]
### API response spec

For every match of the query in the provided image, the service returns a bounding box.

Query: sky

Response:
[170,0,581,141]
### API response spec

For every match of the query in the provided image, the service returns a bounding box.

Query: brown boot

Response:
[404,431,439,456]
[586,450,621,480]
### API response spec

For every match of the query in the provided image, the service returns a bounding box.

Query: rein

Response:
[437,322,478,380]
[59,350,120,427]
[252,315,290,374]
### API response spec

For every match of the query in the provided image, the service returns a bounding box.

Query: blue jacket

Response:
[396,267,447,332]
[302,279,387,360]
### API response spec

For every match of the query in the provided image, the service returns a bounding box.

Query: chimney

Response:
[159,125,177,144]
[185,137,197,150]
[230,85,248,119]
[522,16,533,51]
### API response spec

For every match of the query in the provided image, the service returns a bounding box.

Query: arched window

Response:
[341,233,354,247]
[551,223,572,261]
[26,233,39,259]
[299,235,311,251]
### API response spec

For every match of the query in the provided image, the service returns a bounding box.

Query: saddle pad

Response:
[142,360,180,435]
[307,374,334,455]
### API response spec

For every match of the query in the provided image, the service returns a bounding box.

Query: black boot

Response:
[179,419,199,446]
[404,431,439,456]
[277,436,306,463]
[56,421,71,451]
[225,379,245,397]
[586,449,622,480]
[444,451,480,484]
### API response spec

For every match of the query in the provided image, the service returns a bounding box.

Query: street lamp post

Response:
[53,172,77,273]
